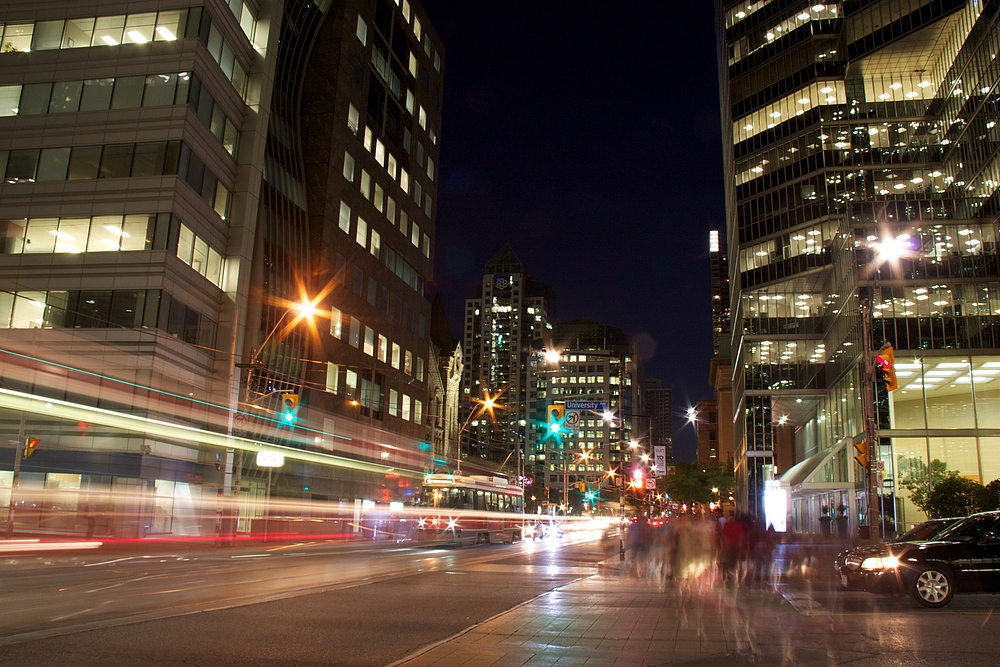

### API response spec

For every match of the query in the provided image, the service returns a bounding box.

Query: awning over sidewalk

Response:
[779,434,855,497]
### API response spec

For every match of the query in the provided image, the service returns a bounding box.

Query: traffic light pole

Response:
[4,412,27,539]
[860,301,882,540]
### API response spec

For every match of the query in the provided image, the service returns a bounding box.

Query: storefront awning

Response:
[778,434,857,497]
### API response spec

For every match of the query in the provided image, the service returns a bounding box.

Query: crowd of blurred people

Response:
[623,514,791,592]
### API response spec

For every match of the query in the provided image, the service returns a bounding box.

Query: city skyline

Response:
[421,1,725,459]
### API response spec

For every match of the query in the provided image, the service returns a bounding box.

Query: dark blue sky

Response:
[420,2,724,459]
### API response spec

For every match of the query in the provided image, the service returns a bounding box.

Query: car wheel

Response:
[909,566,955,608]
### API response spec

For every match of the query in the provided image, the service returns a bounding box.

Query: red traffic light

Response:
[24,437,40,458]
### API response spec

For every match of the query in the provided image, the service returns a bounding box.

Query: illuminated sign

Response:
[256,451,285,467]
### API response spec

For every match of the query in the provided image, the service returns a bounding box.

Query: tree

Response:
[897,457,958,517]
[927,476,988,518]
[982,479,1000,511]
[661,461,735,509]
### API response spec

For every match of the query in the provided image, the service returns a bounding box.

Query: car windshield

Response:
[895,520,951,542]
[934,515,996,542]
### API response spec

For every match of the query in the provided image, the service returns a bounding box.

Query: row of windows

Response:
[0,73,239,158]
[0,141,231,221]
[328,305,426,379]
[324,362,424,424]
[418,487,521,513]
[0,9,253,102]
[0,11,190,52]
[0,289,215,348]
[337,200,425,298]
[0,213,225,290]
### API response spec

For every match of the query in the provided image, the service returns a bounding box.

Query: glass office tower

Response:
[0,0,443,537]
[718,1,1000,530]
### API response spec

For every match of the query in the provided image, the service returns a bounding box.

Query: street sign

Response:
[653,446,666,476]
[644,478,657,490]
[564,400,608,411]
[565,411,581,426]
[256,451,285,467]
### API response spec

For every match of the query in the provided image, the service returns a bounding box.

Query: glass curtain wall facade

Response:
[718,0,1000,524]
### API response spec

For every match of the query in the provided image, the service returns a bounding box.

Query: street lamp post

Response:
[228,299,317,534]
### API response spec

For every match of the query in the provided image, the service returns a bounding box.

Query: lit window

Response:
[389,389,399,416]
[364,126,373,151]
[339,201,351,233]
[356,16,367,46]
[386,197,396,225]
[326,362,339,393]
[349,318,360,348]
[330,306,342,338]
[378,334,388,362]
[361,170,371,198]
[408,52,417,77]
[418,106,426,130]
[364,326,375,356]
[411,221,420,247]
[392,342,401,369]
[369,229,381,258]
[343,152,355,181]
[401,394,411,421]
[426,157,434,181]
[356,217,367,247]
[413,16,421,41]
[347,104,359,133]
[404,350,413,375]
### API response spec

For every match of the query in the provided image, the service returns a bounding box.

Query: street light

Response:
[456,388,505,474]
[229,298,319,531]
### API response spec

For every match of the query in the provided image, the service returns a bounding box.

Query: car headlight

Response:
[860,555,900,571]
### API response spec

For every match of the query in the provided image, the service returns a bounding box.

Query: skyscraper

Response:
[0,0,443,537]
[718,0,1000,530]
[538,320,642,513]
[644,379,673,461]
[462,244,551,473]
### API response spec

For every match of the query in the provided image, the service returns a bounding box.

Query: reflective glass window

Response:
[18,83,52,115]
[36,148,71,182]
[111,76,144,109]
[30,20,64,51]
[67,146,102,180]
[80,79,114,111]
[49,81,82,113]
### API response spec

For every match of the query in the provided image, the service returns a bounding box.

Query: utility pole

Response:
[860,300,882,540]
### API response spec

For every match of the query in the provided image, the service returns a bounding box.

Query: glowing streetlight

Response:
[686,407,697,423]
[544,349,561,364]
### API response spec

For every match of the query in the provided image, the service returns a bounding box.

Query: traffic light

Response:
[23,437,39,458]
[853,438,868,468]
[546,404,565,435]
[876,344,898,391]
[578,481,586,492]
[281,394,299,423]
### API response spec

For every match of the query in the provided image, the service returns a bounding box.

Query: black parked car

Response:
[837,512,1000,607]
[834,517,964,577]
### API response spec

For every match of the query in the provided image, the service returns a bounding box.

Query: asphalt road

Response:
[0,530,611,666]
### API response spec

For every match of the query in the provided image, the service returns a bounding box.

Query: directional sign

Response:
[564,400,609,411]
[644,478,657,490]
[565,411,581,426]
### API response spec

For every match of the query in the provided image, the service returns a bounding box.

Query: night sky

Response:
[420,2,724,460]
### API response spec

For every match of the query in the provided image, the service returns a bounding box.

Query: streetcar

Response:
[413,474,524,545]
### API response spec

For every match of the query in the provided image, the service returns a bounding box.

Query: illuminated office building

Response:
[718,0,1000,530]
[537,320,642,513]
[462,244,551,478]
[0,0,443,537]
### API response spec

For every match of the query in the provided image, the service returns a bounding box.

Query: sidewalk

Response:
[386,543,857,667]
[388,567,790,667]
